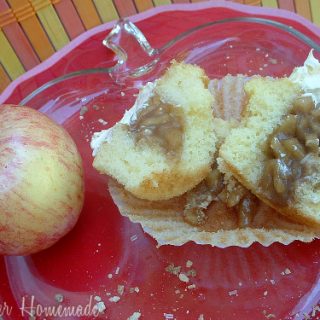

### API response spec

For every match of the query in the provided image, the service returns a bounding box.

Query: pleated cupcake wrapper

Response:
[109,179,319,247]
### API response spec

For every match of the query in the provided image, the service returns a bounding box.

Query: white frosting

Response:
[289,50,320,105]
[90,81,156,156]
[120,81,156,125]
[90,129,113,156]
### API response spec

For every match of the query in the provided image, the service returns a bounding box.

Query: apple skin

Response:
[0,105,84,255]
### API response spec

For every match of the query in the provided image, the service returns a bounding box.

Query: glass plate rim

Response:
[19,15,320,106]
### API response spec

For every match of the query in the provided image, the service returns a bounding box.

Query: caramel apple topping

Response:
[183,167,258,228]
[260,96,320,205]
[129,94,184,158]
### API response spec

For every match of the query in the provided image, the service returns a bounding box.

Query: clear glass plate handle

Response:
[102,19,160,80]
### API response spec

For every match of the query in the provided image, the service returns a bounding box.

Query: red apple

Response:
[0,105,84,255]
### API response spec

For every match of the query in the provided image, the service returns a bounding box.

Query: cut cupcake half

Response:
[91,62,217,201]
[220,72,320,227]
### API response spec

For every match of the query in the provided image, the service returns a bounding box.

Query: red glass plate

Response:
[1,2,320,320]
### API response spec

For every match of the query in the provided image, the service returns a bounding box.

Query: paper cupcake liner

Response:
[109,179,319,247]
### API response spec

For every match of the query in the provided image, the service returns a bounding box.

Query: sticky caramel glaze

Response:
[129,94,184,158]
[260,96,320,205]
[183,167,259,228]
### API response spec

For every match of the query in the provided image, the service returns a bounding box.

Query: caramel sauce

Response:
[129,94,184,158]
[183,167,258,228]
[260,96,320,205]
